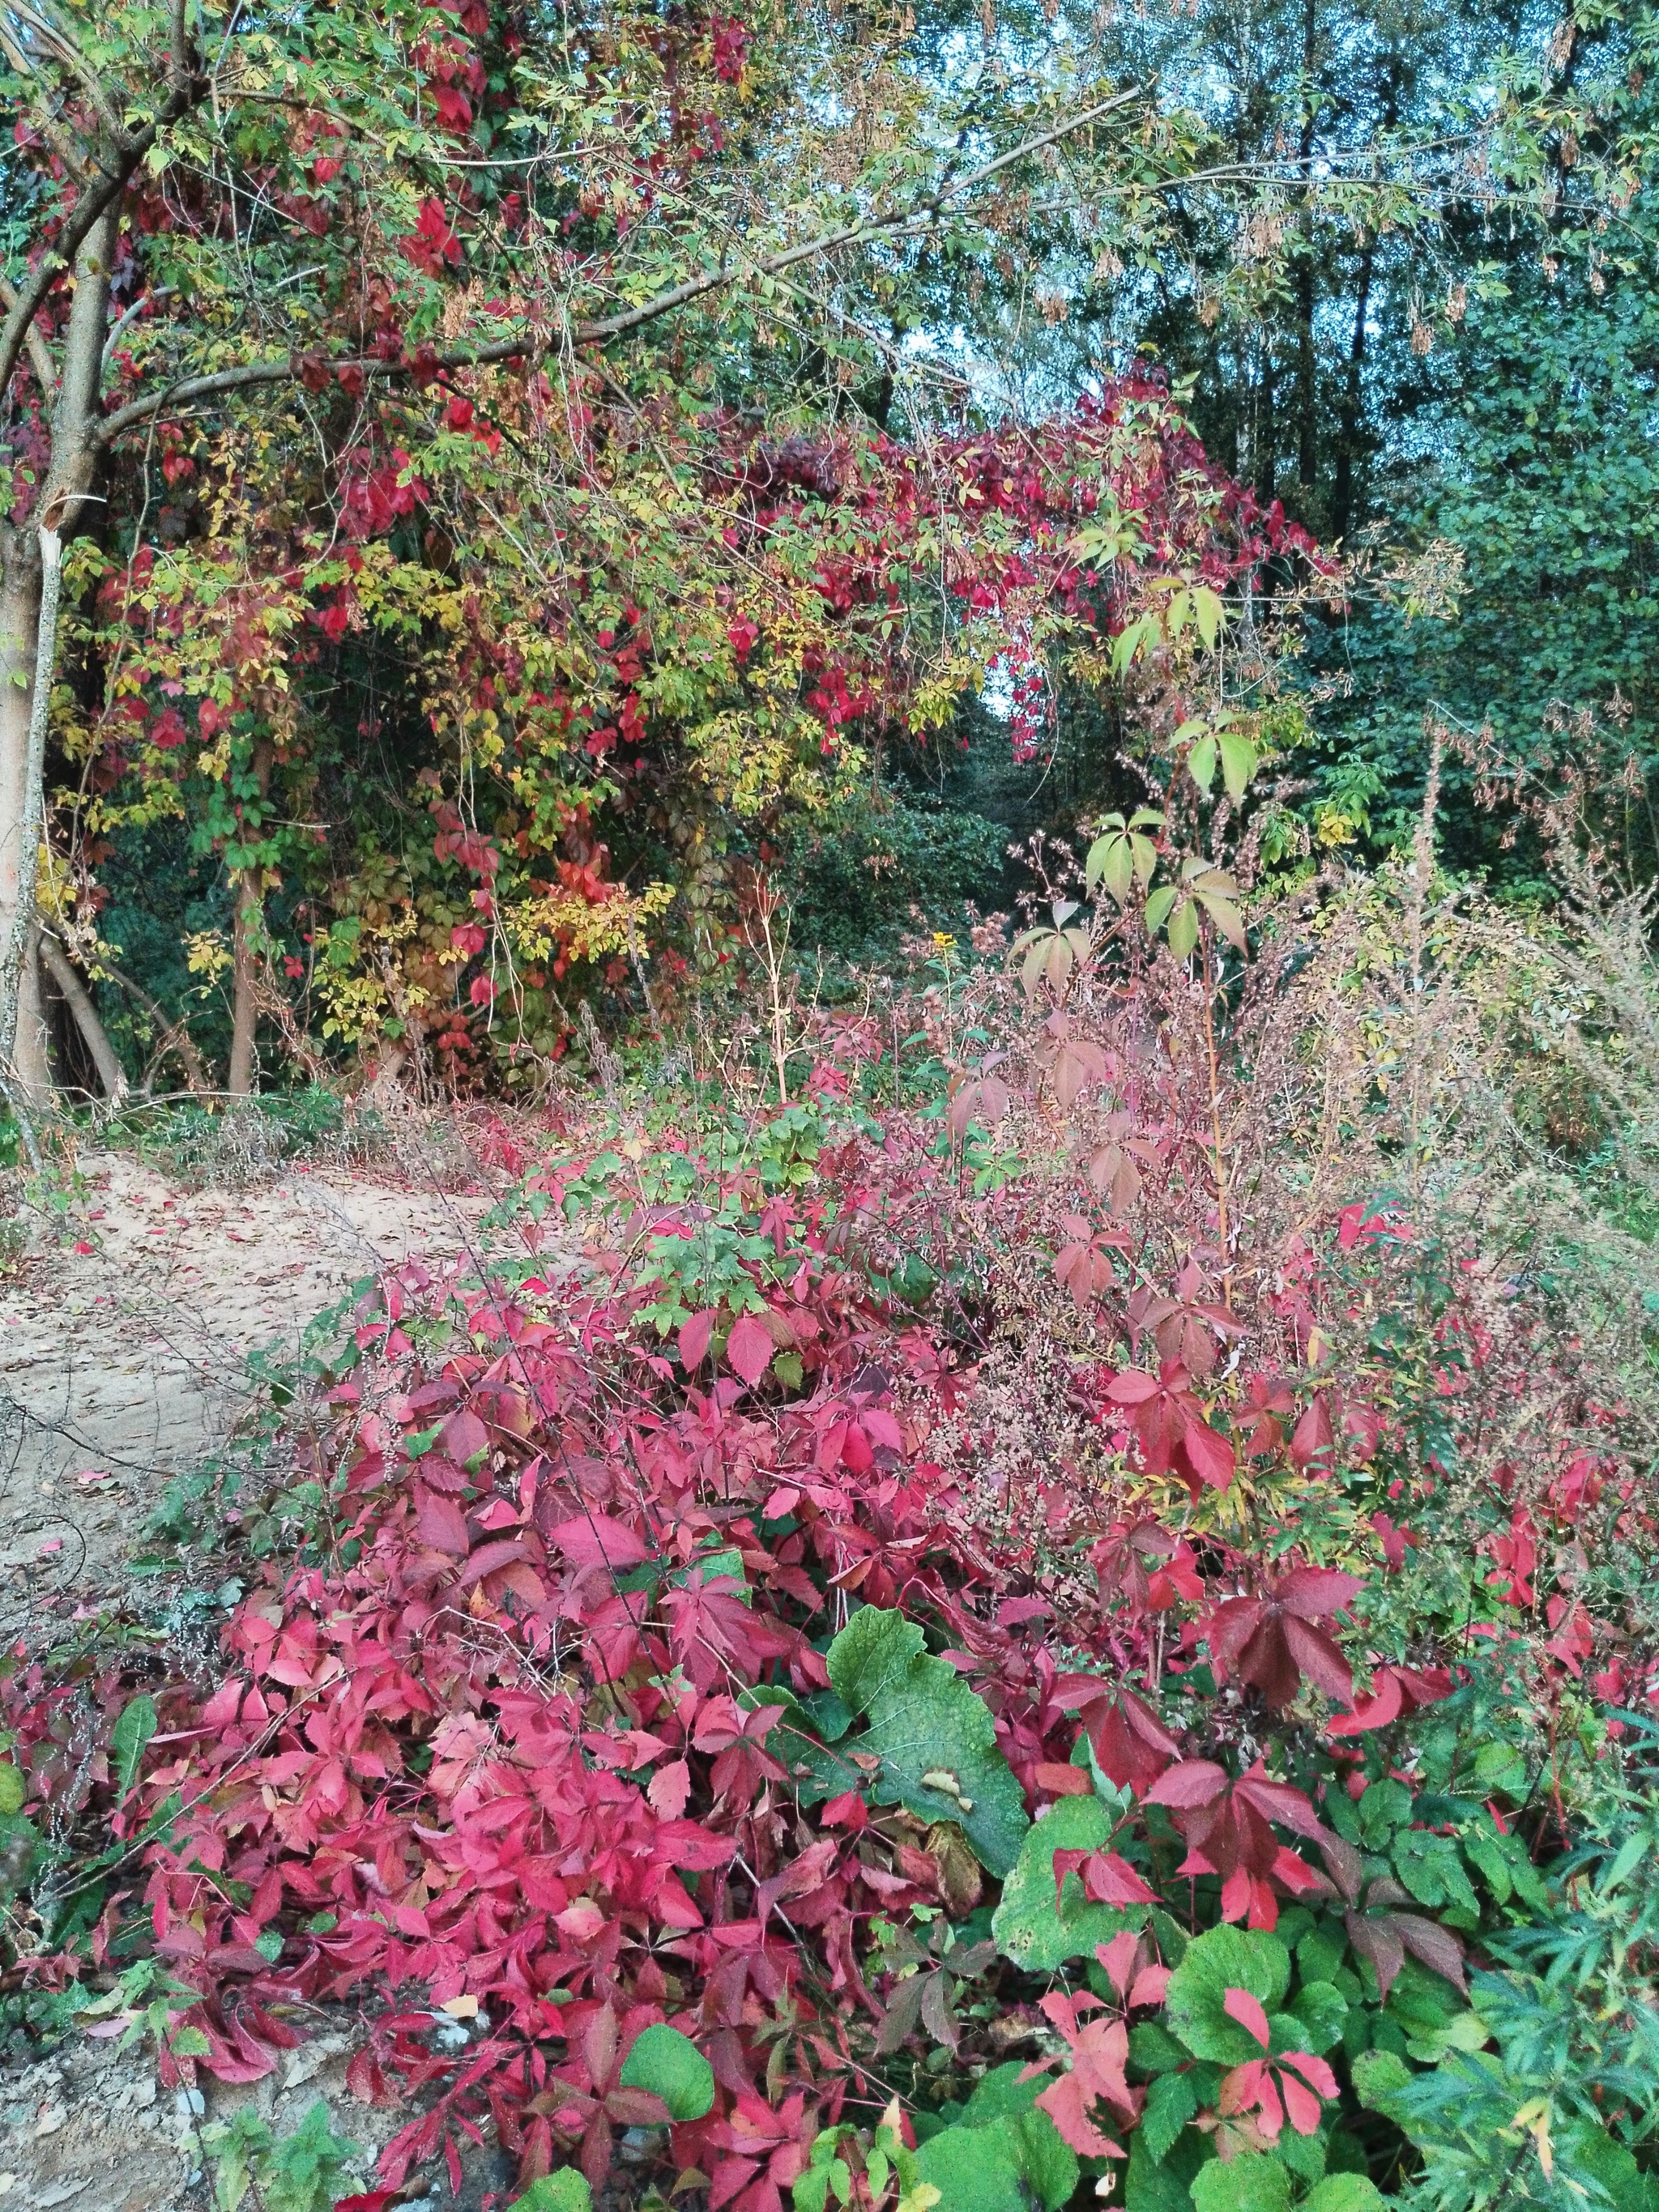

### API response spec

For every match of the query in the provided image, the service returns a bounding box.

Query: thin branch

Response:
[7,0,134,152]
[0,277,58,397]
[575,84,1146,343]
[92,87,1148,445]
[0,24,204,405]
[91,330,538,445]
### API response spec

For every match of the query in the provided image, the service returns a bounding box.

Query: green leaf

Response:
[1188,733,1218,792]
[914,2118,1028,2212]
[1191,2153,1290,2212]
[914,2088,1077,2212]
[1164,1924,1290,2064]
[1144,886,1177,935]
[827,1607,925,1711]
[1128,2021,1191,2075]
[170,2025,214,2057]
[1196,892,1247,952]
[1393,1830,1478,1916]
[1140,2069,1200,2163]
[1218,729,1258,800]
[1086,831,1134,904]
[1356,1779,1412,1847]
[260,2100,357,2212]
[1192,586,1225,650]
[112,1694,159,1801]
[618,2024,714,2120]
[510,2176,594,2212]
[956,2066,1077,2210]
[1126,2127,1205,2211]
[1350,2047,1412,2112]
[992,1798,1137,1969]
[1287,1980,1348,2055]
[1166,897,1199,960]
[1459,1825,1512,1904]
[0,1764,23,1817]
[818,1608,1029,1875]
[1303,2178,1387,2212]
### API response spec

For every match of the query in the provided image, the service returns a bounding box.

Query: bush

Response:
[5,842,1659,2209]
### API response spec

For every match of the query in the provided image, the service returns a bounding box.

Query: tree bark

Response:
[1331,236,1376,547]
[1294,0,1320,514]
[226,737,275,1096]
[38,933,126,1102]
[0,527,50,1101]
[0,206,120,1103]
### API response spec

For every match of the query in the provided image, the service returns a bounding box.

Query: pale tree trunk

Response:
[0,526,51,1102]
[0,208,119,1108]
[40,932,126,1102]
[226,737,274,1097]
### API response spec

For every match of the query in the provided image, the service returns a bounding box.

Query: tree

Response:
[2,0,1174,1100]
[3,0,1597,1102]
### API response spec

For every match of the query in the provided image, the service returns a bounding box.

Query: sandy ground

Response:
[0,2014,514,2212]
[0,1148,514,1613]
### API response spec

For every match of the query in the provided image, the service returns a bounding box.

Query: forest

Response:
[3,0,1659,2207]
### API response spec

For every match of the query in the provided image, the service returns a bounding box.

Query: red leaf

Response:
[1143,1759,1226,1809]
[415,1487,470,1556]
[648,1758,691,1820]
[547,1512,650,1571]
[726,1313,774,1388]
[1235,1768,1326,1839]
[1328,1670,1404,1736]
[1280,2065,1326,2136]
[1179,1413,1235,1490]
[1274,1567,1360,1619]
[1289,1394,1334,1470]
[1222,1988,1271,2048]
[1084,1852,1158,1905]
[1034,1762,1091,1796]
[440,1406,489,1464]
[679,1310,714,1368]
[1282,1616,1354,1703]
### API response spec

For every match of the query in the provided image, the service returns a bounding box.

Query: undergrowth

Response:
[1,850,1657,2212]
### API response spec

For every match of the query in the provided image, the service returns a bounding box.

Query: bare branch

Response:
[575,86,1145,343]
[0,19,205,412]
[0,278,58,397]
[92,87,1147,446]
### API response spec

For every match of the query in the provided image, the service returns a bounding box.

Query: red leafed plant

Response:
[1143,1760,1333,1929]
[1208,1567,1363,1709]
[0,999,1648,2212]
[1214,1988,1338,2144]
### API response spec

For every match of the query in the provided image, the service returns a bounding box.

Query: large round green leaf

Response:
[992,1797,1139,1971]
[510,2175,592,2212]
[1191,2153,1291,2212]
[1163,1923,1292,2065]
[1303,2178,1387,2212]
[617,2024,714,2121]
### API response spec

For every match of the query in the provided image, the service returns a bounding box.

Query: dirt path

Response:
[0,1145,518,1610]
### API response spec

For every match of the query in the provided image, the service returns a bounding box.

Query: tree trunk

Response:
[0,207,120,1105]
[1331,237,1375,547]
[226,737,274,1096]
[0,527,50,1102]
[39,932,126,1102]
[1294,0,1319,514]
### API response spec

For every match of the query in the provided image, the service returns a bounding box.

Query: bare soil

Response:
[0,1148,511,1614]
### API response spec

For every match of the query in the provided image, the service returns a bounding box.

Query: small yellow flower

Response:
[932,931,957,949]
